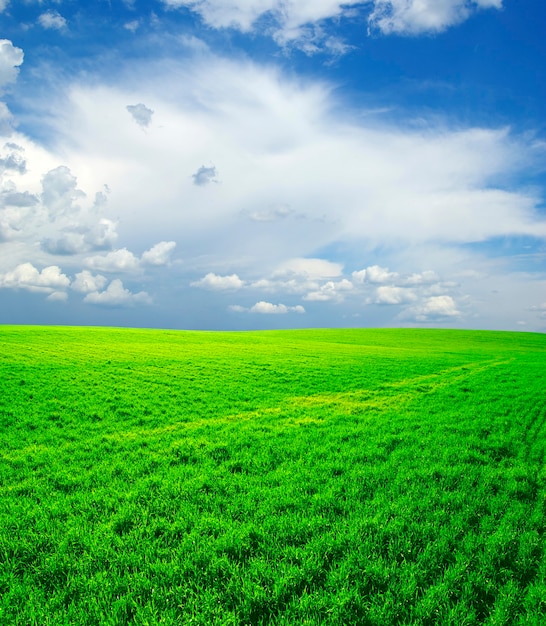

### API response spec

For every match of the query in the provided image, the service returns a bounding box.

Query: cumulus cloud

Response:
[40,55,546,256]
[1,189,37,207]
[85,248,141,272]
[84,219,118,250]
[161,0,501,50]
[85,241,176,270]
[71,270,108,294]
[192,165,218,186]
[42,232,87,255]
[249,301,305,314]
[4,45,545,330]
[352,265,399,284]
[124,20,140,32]
[141,241,176,266]
[126,103,154,128]
[403,270,439,286]
[83,278,151,307]
[0,263,70,293]
[163,0,366,51]
[0,40,23,91]
[373,285,417,305]
[41,166,86,217]
[38,11,68,31]
[368,0,503,35]
[304,279,353,302]
[274,258,343,280]
[41,219,119,256]
[403,295,461,321]
[191,272,244,290]
[0,145,26,174]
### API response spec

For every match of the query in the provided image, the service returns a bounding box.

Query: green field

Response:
[1,326,545,625]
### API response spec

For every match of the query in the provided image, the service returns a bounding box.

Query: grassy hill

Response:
[0,326,545,624]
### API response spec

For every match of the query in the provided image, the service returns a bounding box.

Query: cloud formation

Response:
[0,263,70,293]
[38,11,68,31]
[85,248,141,273]
[0,29,544,331]
[126,103,154,128]
[192,165,218,186]
[192,272,244,290]
[274,258,343,280]
[141,241,176,266]
[236,301,306,314]
[0,40,23,91]
[304,279,353,302]
[369,0,503,35]
[402,295,461,321]
[352,265,399,285]
[83,279,151,307]
[41,166,85,217]
[372,285,417,305]
[163,0,503,50]
[71,270,108,294]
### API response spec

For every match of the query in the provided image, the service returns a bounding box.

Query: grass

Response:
[0,325,545,625]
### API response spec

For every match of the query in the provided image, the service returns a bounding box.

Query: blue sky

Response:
[1,0,545,331]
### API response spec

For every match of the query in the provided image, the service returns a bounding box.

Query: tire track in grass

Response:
[286,359,513,418]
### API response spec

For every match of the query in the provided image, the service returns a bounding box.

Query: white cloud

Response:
[0,40,23,92]
[71,270,108,294]
[1,189,37,207]
[0,263,70,293]
[42,232,87,255]
[141,241,176,266]
[38,11,68,31]
[161,0,501,50]
[41,166,86,217]
[368,0,503,35]
[83,279,151,307]
[373,285,417,304]
[85,248,140,273]
[352,265,399,284]
[403,270,439,285]
[304,278,353,302]
[126,103,154,128]
[0,145,26,174]
[2,45,545,331]
[191,272,244,290]
[274,258,343,280]
[162,0,363,51]
[249,301,305,314]
[124,20,140,32]
[41,219,119,256]
[404,295,461,321]
[37,55,546,256]
[84,219,118,250]
[251,277,319,294]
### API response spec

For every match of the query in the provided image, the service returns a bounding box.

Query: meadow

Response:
[0,325,545,625]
